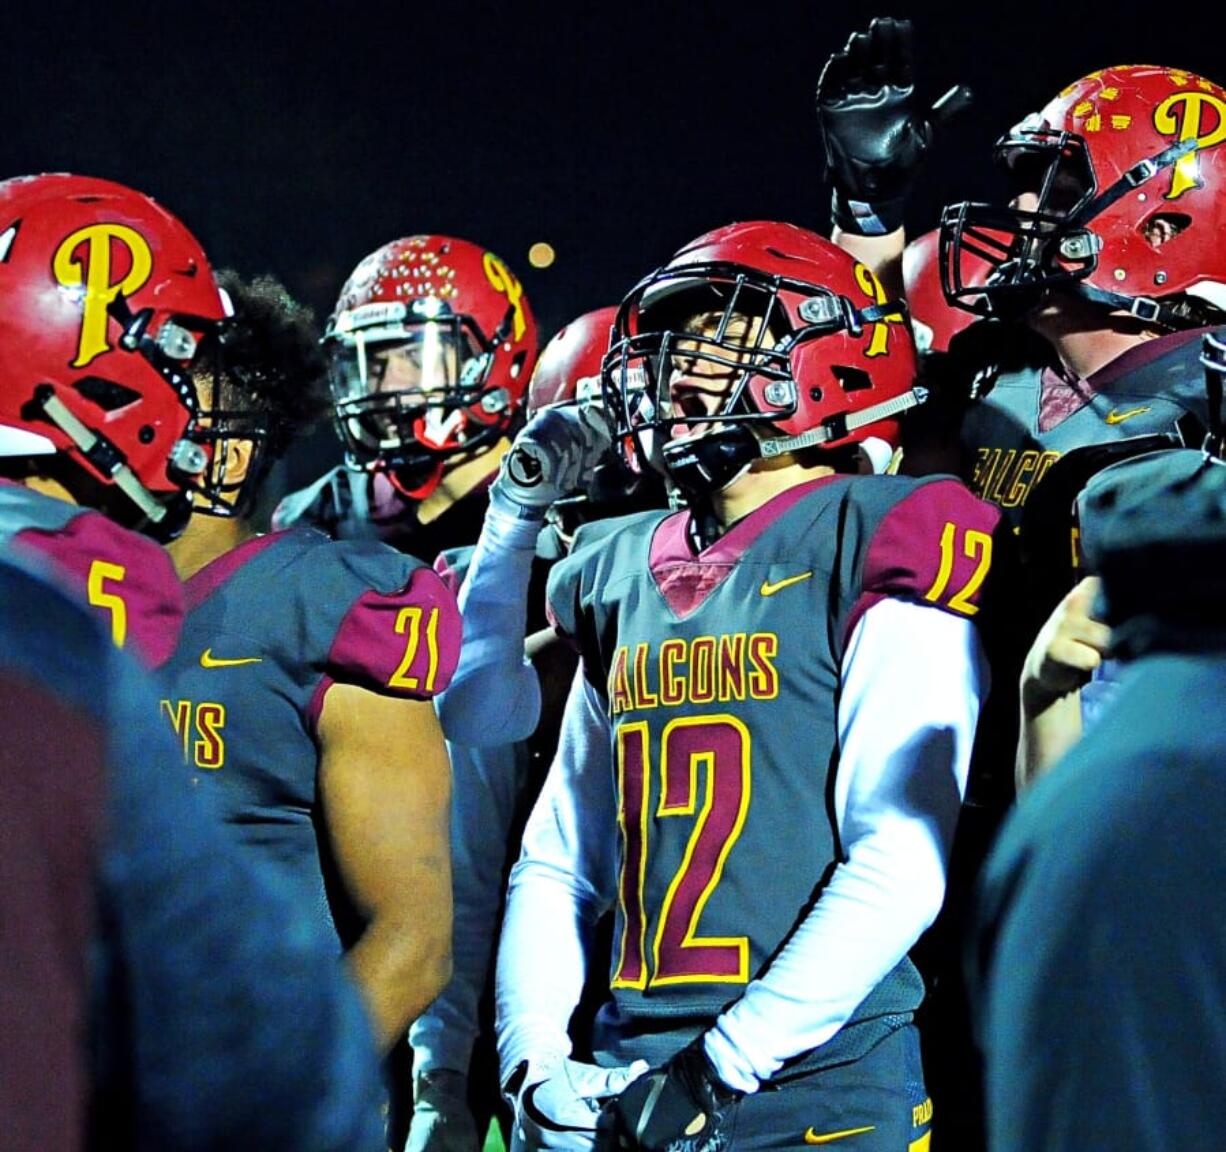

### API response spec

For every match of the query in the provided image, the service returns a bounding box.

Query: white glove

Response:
[492,406,614,518]
[405,1069,481,1152]
[506,1056,648,1152]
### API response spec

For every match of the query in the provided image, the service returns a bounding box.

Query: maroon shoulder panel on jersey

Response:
[14,512,185,668]
[432,552,460,596]
[847,479,1001,645]
[322,565,462,706]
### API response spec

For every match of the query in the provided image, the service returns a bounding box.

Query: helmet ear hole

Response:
[831,365,873,393]
[1140,211,1191,249]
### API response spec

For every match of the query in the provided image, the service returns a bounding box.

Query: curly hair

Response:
[214,269,328,464]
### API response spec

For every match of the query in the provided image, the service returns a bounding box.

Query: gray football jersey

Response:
[960,327,1214,527]
[159,527,461,944]
[548,473,999,1071]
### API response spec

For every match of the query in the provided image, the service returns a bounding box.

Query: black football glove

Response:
[594,1040,738,1152]
[816,16,972,236]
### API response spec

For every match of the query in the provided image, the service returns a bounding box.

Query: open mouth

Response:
[668,384,724,440]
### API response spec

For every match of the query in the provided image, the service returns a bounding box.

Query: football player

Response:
[0,173,229,665]
[0,553,387,1149]
[495,222,1000,1152]
[159,270,462,1051]
[274,234,539,561]
[972,445,1226,1151]
[936,64,1226,782]
[409,308,634,1152]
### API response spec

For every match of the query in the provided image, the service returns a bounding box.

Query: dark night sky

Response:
[3,0,1220,487]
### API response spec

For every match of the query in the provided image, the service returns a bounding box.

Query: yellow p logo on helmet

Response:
[53,223,154,367]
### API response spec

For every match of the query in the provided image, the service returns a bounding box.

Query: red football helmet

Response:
[941,65,1226,328]
[527,306,618,415]
[324,234,538,497]
[602,221,921,495]
[903,228,984,354]
[0,173,228,534]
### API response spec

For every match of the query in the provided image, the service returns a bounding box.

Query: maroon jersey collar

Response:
[648,475,839,618]
[185,530,285,611]
[1038,326,1211,433]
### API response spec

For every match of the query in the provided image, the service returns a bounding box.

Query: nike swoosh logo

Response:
[803,1126,877,1145]
[760,571,813,597]
[200,648,263,669]
[1104,405,1152,425]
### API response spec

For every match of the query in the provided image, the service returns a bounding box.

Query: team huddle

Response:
[4,17,1226,1152]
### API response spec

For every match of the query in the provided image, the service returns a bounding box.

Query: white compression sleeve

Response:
[704,598,989,1092]
[495,670,618,1078]
[435,497,543,747]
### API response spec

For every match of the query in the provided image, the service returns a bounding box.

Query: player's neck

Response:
[417,437,510,525]
[167,513,257,580]
[1029,296,1162,380]
[709,457,835,532]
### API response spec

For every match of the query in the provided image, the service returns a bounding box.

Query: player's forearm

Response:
[831,226,905,299]
[347,902,453,1050]
[705,813,950,1090]
[437,501,542,745]
[702,601,985,1091]
[1016,690,1083,793]
[496,861,601,1075]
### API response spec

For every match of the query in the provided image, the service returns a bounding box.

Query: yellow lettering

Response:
[632,642,658,709]
[482,252,527,342]
[853,262,905,358]
[1002,450,1039,509]
[746,633,779,700]
[610,646,634,716]
[194,703,226,770]
[689,637,716,704]
[160,699,192,762]
[52,224,153,367]
[971,447,1000,501]
[716,633,746,702]
[659,639,687,706]
[1154,91,1226,199]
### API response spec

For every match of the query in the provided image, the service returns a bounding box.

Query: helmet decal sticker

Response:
[53,223,153,368]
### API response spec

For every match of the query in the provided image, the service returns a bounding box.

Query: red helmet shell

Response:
[1035,65,1226,305]
[0,173,226,499]
[904,228,984,354]
[654,221,917,450]
[329,234,538,428]
[528,306,618,415]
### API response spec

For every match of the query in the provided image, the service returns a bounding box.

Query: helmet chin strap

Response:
[758,387,927,457]
[34,386,192,527]
[661,424,759,498]
[663,386,927,502]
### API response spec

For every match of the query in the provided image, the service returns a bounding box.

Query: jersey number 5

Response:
[87,559,128,648]
[613,714,751,989]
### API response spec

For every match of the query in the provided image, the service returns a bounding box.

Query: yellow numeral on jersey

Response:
[389,605,441,691]
[87,559,128,648]
[923,522,993,616]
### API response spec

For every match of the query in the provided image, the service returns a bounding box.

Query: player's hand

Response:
[1020,576,1112,716]
[594,1040,738,1152]
[405,1069,480,1152]
[506,1055,649,1152]
[492,405,614,519]
[816,17,972,235]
